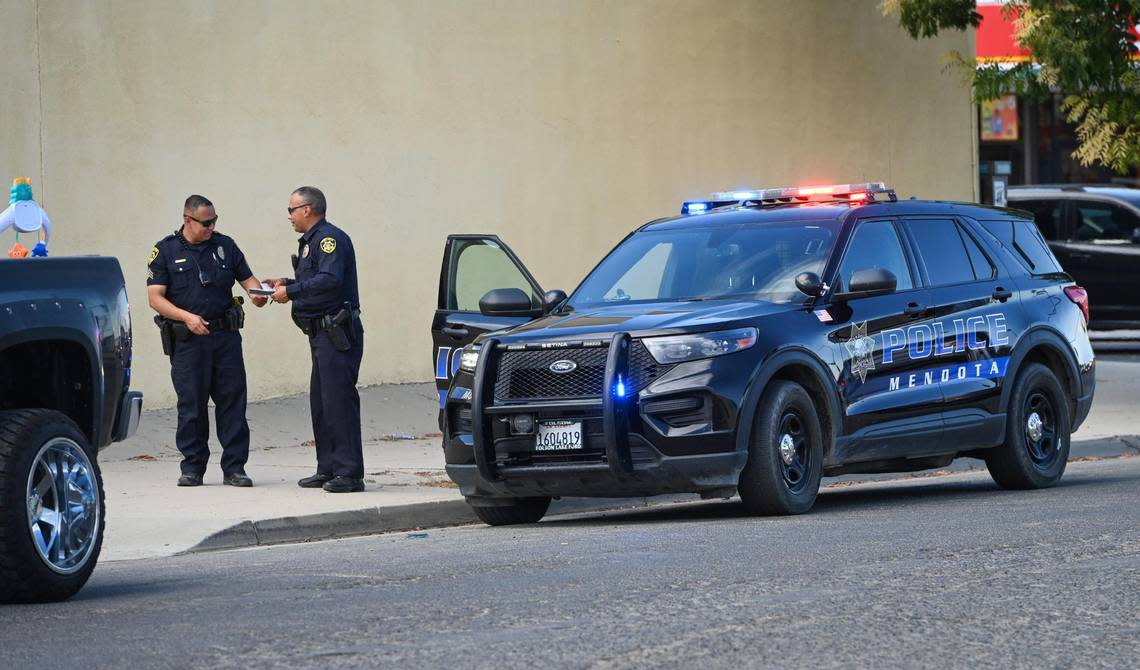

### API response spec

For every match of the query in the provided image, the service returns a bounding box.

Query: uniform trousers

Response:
[170,330,250,476]
[308,324,365,478]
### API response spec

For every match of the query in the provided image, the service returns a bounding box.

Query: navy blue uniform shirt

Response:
[147,230,252,319]
[286,219,360,318]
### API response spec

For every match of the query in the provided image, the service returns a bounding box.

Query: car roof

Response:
[1008,184,1140,200]
[641,199,1025,231]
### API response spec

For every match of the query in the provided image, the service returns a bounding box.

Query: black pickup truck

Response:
[0,257,142,603]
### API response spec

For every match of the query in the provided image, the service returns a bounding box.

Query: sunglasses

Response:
[187,214,218,227]
[287,203,311,215]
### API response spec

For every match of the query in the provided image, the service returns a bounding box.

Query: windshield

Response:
[569,221,840,309]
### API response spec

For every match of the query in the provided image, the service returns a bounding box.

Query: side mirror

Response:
[834,267,897,300]
[543,289,568,311]
[794,272,825,297]
[479,288,534,316]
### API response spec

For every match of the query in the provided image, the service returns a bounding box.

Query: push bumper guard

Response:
[467,333,743,497]
[472,333,637,482]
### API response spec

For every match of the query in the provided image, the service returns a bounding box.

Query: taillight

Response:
[1063,286,1089,325]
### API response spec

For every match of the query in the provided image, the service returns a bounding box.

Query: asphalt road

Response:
[3,456,1139,669]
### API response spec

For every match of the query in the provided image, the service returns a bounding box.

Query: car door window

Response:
[898,217,971,284]
[1072,201,1139,242]
[960,225,996,280]
[1013,199,1064,240]
[837,220,913,292]
[452,239,538,311]
[905,218,976,286]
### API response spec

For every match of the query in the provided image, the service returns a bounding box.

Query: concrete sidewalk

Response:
[101,383,461,560]
[101,376,1140,562]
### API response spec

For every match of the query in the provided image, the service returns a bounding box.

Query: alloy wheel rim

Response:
[1023,390,1058,469]
[25,437,100,574]
[777,411,811,493]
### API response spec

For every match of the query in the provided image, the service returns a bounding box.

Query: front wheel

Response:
[985,363,1071,490]
[0,409,105,603]
[738,381,823,516]
[470,497,551,526]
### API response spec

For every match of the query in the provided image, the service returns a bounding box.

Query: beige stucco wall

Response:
[0,0,41,194]
[4,0,975,408]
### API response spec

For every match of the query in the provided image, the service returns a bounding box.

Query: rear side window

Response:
[904,218,974,286]
[960,227,996,280]
[1012,199,1064,240]
[979,219,1064,274]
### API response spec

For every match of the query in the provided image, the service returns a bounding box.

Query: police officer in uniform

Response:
[147,195,268,487]
[267,186,365,493]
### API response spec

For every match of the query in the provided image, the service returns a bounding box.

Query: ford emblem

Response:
[549,359,577,374]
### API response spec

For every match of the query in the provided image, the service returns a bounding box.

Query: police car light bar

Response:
[682,181,896,215]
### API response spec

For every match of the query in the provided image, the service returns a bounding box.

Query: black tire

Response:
[738,381,823,516]
[0,409,105,604]
[471,497,551,526]
[985,363,1071,490]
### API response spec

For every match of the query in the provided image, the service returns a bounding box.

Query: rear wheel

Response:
[470,497,551,526]
[0,409,105,603]
[738,381,823,515]
[985,363,1071,490]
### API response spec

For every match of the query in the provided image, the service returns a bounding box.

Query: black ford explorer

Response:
[431,182,1095,525]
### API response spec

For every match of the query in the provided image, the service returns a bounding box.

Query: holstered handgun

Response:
[325,302,354,352]
[154,315,175,357]
[228,296,245,330]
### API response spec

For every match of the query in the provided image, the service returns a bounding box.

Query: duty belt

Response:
[203,316,241,332]
[292,309,360,336]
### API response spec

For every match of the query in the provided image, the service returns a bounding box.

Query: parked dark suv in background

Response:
[1008,185,1140,329]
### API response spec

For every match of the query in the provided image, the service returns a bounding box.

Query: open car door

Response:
[432,234,546,418]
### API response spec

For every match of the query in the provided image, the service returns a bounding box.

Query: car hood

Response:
[491,300,795,344]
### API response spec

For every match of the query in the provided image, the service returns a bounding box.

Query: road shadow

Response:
[538,468,1128,528]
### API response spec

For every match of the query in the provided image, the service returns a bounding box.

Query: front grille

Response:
[493,341,671,401]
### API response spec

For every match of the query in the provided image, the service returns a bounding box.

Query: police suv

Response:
[431,182,1095,525]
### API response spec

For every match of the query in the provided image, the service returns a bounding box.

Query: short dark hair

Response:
[292,186,326,215]
[184,194,213,212]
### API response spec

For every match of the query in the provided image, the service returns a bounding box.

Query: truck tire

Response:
[985,363,1071,490]
[0,409,105,603]
[738,380,823,516]
[471,497,551,526]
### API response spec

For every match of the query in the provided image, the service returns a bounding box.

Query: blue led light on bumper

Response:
[642,327,758,364]
[615,374,626,398]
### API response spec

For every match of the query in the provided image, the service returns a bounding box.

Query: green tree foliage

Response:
[883,0,1140,173]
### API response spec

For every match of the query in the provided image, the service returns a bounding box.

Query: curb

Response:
[181,436,1140,555]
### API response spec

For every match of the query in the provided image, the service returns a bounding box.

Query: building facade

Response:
[2,0,976,407]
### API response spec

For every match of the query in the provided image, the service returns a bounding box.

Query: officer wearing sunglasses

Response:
[146,194,270,488]
[264,186,365,493]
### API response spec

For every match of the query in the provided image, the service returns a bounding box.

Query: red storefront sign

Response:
[976,1,1030,63]
[976,1,1139,63]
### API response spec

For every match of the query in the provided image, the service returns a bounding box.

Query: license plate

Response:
[535,420,583,451]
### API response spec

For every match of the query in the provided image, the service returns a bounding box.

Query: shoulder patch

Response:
[320,237,337,254]
[149,246,159,265]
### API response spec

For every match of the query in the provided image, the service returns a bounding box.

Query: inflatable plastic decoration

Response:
[0,177,51,258]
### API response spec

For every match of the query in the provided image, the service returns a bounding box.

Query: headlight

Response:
[642,327,758,364]
[459,345,481,373]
